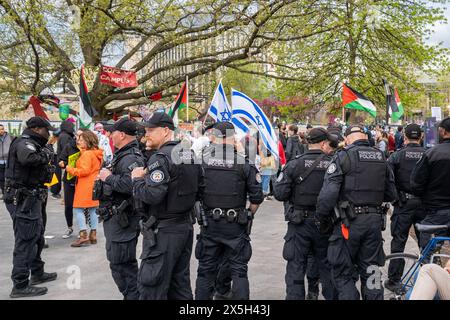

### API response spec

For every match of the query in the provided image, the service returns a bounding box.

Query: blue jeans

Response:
[261,175,271,195]
[74,207,98,231]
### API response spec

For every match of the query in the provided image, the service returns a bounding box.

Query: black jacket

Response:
[411,138,450,210]
[285,135,304,162]
[57,120,75,157]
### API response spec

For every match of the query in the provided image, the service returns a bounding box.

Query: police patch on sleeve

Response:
[276,172,284,182]
[25,142,36,151]
[255,173,262,183]
[150,170,164,183]
[327,163,337,174]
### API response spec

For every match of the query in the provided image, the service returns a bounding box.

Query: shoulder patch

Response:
[127,162,140,171]
[255,172,262,183]
[150,170,164,183]
[147,161,161,171]
[25,142,36,151]
[327,163,337,174]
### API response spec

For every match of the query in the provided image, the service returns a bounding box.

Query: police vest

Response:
[202,147,247,209]
[292,153,330,208]
[159,145,199,215]
[395,145,424,193]
[342,145,387,206]
[5,135,49,188]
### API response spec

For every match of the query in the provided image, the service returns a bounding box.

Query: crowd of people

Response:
[1,113,449,300]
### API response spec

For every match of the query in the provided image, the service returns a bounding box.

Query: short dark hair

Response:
[288,124,298,134]
[397,126,403,132]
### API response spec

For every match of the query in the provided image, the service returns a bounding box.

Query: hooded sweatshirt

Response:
[66,148,103,208]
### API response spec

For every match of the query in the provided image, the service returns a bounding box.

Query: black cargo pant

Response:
[138,221,193,300]
[283,219,336,300]
[388,198,425,283]
[215,258,232,296]
[195,219,252,300]
[6,197,45,289]
[327,214,385,300]
[419,208,450,249]
[306,253,320,296]
[103,214,140,300]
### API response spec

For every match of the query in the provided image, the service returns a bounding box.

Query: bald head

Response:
[345,132,367,145]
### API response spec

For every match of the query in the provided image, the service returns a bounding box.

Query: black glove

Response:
[41,145,54,162]
[316,216,333,235]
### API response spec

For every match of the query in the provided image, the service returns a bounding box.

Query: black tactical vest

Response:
[342,144,387,206]
[202,145,246,209]
[159,142,199,215]
[292,152,331,208]
[5,135,48,188]
[395,145,424,193]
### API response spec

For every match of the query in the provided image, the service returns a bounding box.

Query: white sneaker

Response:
[62,228,73,239]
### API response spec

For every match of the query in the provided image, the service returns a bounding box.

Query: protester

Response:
[65,130,103,247]
[94,123,113,166]
[409,260,450,300]
[388,127,396,154]
[0,123,12,197]
[285,124,304,162]
[258,142,277,200]
[376,130,389,157]
[58,127,80,239]
[395,126,404,150]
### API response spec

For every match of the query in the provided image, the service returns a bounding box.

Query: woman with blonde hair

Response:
[66,130,103,247]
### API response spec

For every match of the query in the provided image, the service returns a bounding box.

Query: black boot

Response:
[30,272,58,285]
[10,286,48,298]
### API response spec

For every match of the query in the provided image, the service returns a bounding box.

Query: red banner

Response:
[99,65,138,88]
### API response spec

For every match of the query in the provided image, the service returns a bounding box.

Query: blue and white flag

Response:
[207,81,249,136]
[231,89,278,159]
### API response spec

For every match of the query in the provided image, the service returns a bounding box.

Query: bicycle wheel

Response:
[380,253,419,300]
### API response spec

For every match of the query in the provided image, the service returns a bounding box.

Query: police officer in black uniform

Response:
[411,117,450,247]
[4,117,58,298]
[96,118,145,300]
[274,128,337,300]
[316,125,397,300]
[131,112,201,300]
[385,124,425,291]
[195,122,263,300]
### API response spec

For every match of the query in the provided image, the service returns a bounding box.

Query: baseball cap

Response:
[104,118,138,136]
[212,122,235,138]
[307,127,332,143]
[439,117,450,131]
[404,123,422,139]
[344,125,366,137]
[142,112,175,131]
[26,116,56,131]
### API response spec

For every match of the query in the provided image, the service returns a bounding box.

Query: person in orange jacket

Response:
[66,129,103,247]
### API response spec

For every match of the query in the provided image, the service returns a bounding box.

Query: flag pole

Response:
[186,75,189,122]
[383,78,391,126]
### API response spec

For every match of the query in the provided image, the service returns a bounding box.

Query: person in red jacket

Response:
[388,128,396,154]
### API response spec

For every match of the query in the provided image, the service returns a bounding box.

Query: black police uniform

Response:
[195,142,263,300]
[274,148,336,300]
[133,140,201,300]
[4,128,55,293]
[387,142,425,285]
[317,138,397,300]
[98,140,145,300]
[410,136,450,248]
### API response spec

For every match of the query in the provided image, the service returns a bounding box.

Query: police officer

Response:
[274,127,337,300]
[385,124,425,291]
[411,117,450,247]
[195,122,263,300]
[131,112,201,300]
[97,118,145,300]
[316,125,397,300]
[4,117,57,298]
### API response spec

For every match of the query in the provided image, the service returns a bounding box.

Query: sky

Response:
[427,3,450,48]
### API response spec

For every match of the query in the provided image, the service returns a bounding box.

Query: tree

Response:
[271,0,450,121]
[0,0,343,117]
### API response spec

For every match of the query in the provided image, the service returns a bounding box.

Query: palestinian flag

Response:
[389,87,404,122]
[342,83,377,118]
[168,82,187,119]
[78,65,95,128]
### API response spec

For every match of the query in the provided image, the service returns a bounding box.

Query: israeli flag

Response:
[231,89,279,159]
[207,81,249,136]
